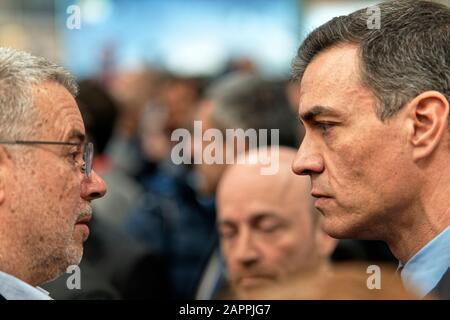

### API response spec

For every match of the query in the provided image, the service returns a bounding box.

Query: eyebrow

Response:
[218,212,283,227]
[250,212,285,225]
[66,129,86,144]
[218,220,235,227]
[299,105,340,122]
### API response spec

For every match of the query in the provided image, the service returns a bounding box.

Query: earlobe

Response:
[409,91,449,160]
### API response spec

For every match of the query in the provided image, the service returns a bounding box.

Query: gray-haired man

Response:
[0,48,106,299]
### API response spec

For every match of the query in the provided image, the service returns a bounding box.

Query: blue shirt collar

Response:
[400,226,450,298]
[0,271,52,300]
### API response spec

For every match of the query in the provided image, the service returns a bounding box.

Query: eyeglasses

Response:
[0,140,94,178]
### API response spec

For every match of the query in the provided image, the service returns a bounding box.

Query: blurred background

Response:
[1,0,447,76]
[0,0,388,78]
[2,0,445,300]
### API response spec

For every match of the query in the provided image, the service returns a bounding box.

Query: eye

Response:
[313,121,336,135]
[315,122,332,131]
[67,151,77,162]
[219,225,237,239]
[81,162,87,174]
[67,149,83,166]
[257,218,281,233]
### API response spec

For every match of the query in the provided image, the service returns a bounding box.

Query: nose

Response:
[81,169,107,201]
[234,228,260,267]
[292,138,324,176]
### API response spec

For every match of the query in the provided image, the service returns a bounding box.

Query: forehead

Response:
[32,81,85,139]
[218,164,311,222]
[299,44,370,117]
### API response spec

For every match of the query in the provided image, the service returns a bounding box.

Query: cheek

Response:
[327,125,395,185]
[329,144,368,186]
[61,181,83,223]
[262,237,304,268]
[220,241,233,263]
[284,237,313,262]
[327,126,411,208]
[59,171,81,198]
[13,156,83,230]
[37,167,82,222]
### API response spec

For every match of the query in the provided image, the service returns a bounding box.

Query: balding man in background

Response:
[126,72,300,299]
[216,147,336,298]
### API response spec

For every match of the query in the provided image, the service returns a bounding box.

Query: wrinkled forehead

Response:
[32,81,85,140]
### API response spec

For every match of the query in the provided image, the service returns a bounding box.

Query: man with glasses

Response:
[0,47,106,300]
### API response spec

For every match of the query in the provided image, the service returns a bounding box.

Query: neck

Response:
[0,246,35,286]
[0,226,47,287]
[384,173,450,264]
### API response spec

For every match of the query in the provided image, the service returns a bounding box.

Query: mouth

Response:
[75,214,92,242]
[311,189,332,198]
[76,214,92,225]
[311,190,333,208]
[236,275,275,288]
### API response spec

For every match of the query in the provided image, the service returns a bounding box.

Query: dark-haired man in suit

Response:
[292,0,450,299]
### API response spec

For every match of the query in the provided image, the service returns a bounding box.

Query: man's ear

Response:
[406,91,449,160]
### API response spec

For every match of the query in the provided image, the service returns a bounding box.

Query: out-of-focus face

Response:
[292,44,417,240]
[160,79,199,132]
[194,101,227,196]
[217,162,322,295]
[109,69,154,136]
[5,81,107,284]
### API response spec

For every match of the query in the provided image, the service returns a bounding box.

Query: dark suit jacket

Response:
[42,217,169,299]
[430,268,450,300]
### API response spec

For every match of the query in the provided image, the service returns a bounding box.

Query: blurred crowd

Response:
[0,0,447,302]
[38,58,404,300]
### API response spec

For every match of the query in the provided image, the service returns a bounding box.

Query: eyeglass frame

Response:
[0,140,94,178]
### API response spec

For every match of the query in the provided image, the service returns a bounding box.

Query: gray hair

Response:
[0,47,78,140]
[292,0,450,121]
[207,72,300,148]
[206,72,261,130]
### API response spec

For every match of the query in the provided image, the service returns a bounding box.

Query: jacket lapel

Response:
[427,268,450,300]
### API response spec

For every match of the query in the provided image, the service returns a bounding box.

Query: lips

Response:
[237,274,275,288]
[76,214,92,224]
[75,213,91,242]
[311,189,332,198]
[311,189,334,210]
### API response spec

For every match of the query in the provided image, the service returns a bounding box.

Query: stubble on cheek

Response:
[32,184,82,277]
[319,133,380,237]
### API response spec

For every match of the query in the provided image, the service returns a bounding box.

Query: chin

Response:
[321,216,357,239]
[323,214,375,240]
[40,249,82,285]
[234,281,277,300]
[66,243,84,267]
